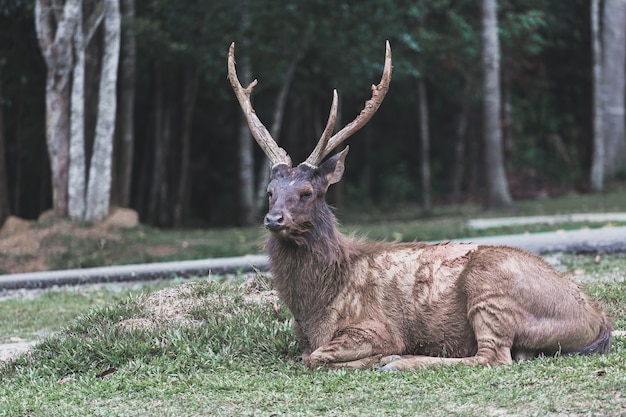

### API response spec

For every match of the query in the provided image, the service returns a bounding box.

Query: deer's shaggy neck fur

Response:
[265,201,359,322]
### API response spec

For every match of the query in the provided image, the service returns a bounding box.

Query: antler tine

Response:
[302,89,338,168]
[227,42,292,168]
[315,40,393,164]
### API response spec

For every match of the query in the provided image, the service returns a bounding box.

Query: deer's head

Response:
[228,42,392,241]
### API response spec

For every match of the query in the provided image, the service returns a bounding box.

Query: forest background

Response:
[0,0,625,229]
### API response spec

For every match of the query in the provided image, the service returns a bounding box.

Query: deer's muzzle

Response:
[264,212,286,232]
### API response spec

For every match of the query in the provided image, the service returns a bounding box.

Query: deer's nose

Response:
[264,212,285,231]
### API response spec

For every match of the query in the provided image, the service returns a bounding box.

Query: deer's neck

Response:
[266,208,351,319]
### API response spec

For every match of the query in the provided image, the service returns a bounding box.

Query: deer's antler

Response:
[303,41,392,168]
[228,42,292,168]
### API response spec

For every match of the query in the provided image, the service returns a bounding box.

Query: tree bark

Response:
[0,73,10,224]
[68,2,86,219]
[237,71,255,226]
[481,0,513,210]
[117,0,136,208]
[590,0,605,192]
[174,66,199,227]
[85,0,120,221]
[148,63,164,225]
[601,0,626,178]
[35,0,82,217]
[417,77,431,211]
[451,99,469,204]
[253,55,299,214]
[236,5,255,226]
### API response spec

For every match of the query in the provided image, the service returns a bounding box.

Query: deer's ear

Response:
[319,146,349,185]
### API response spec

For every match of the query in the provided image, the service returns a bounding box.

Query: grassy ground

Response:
[1,187,626,415]
[1,272,625,417]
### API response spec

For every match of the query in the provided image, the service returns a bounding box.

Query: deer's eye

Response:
[267,191,273,199]
[299,190,313,200]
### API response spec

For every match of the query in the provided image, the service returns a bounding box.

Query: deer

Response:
[227,41,612,371]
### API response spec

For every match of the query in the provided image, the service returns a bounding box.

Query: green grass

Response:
[2,187,626,415]
[0,281,179,342]
[1,273,625,416]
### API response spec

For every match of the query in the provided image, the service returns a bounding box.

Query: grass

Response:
[1,186,626,415]
[0,281,179,342]
[1,271,625,416]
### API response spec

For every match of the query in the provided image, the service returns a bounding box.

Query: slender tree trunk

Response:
[481,0,513,210]
[148,62,164,224]
[254,55,300,213]
[236,4,255,226]
[157,100,171,226]
[0,73,10,224]
[237,62,255,226]
[601,0,626,177]
[85,0,120,221]
[35,0,81,217]
[417,77,431,211]
[12,81,24,214]
[68,2,86,219]
[117,0,136,207]
[502,68,513,173]
[174,66,199,227]
[451,99,469,204]
[590,0,605,191]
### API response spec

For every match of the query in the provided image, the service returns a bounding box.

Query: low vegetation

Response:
[1,270,625,416]
[1,190,626,415]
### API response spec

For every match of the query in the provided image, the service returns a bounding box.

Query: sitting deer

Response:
[227,41,612,370]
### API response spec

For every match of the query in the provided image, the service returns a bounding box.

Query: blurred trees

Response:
[481,0,513,210]
[591,0,626,191]
[35,0,80,218]
[35,0,121,221]
[0,0,624,227]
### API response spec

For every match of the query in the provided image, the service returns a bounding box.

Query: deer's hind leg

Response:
[380,294,517,371]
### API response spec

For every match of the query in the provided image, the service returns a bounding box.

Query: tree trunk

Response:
[590,0,605,192]
[174,66,199,227]
[85,0,120,222]
[68,2,86,219]
[148,62,164,224]
[12,80,25,214]
[417,77,431,211]
[502,68,513,174]
[236,4,255,226]
[117,0,136,208]
[157,100,171,226]
[481,0,513,210]
[601,0,626,178]
[237,84,255,225]
[253,55,300,213]
[451,99,469,204]
[35,0,82,218]
[0,73,10,224]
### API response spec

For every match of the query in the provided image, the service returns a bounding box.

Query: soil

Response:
[0,208,139,274]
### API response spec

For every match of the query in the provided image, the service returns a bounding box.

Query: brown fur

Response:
[230,42,611,370]
[263,158,612,370]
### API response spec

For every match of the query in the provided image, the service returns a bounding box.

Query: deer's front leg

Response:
[306,326,396,369]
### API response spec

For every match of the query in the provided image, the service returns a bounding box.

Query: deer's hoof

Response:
[378,355,402,371]
[380,355,402,366]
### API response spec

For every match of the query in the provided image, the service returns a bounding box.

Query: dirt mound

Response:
[0,216,34,237]
[117,280,279,332]
[0,209,140,274]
